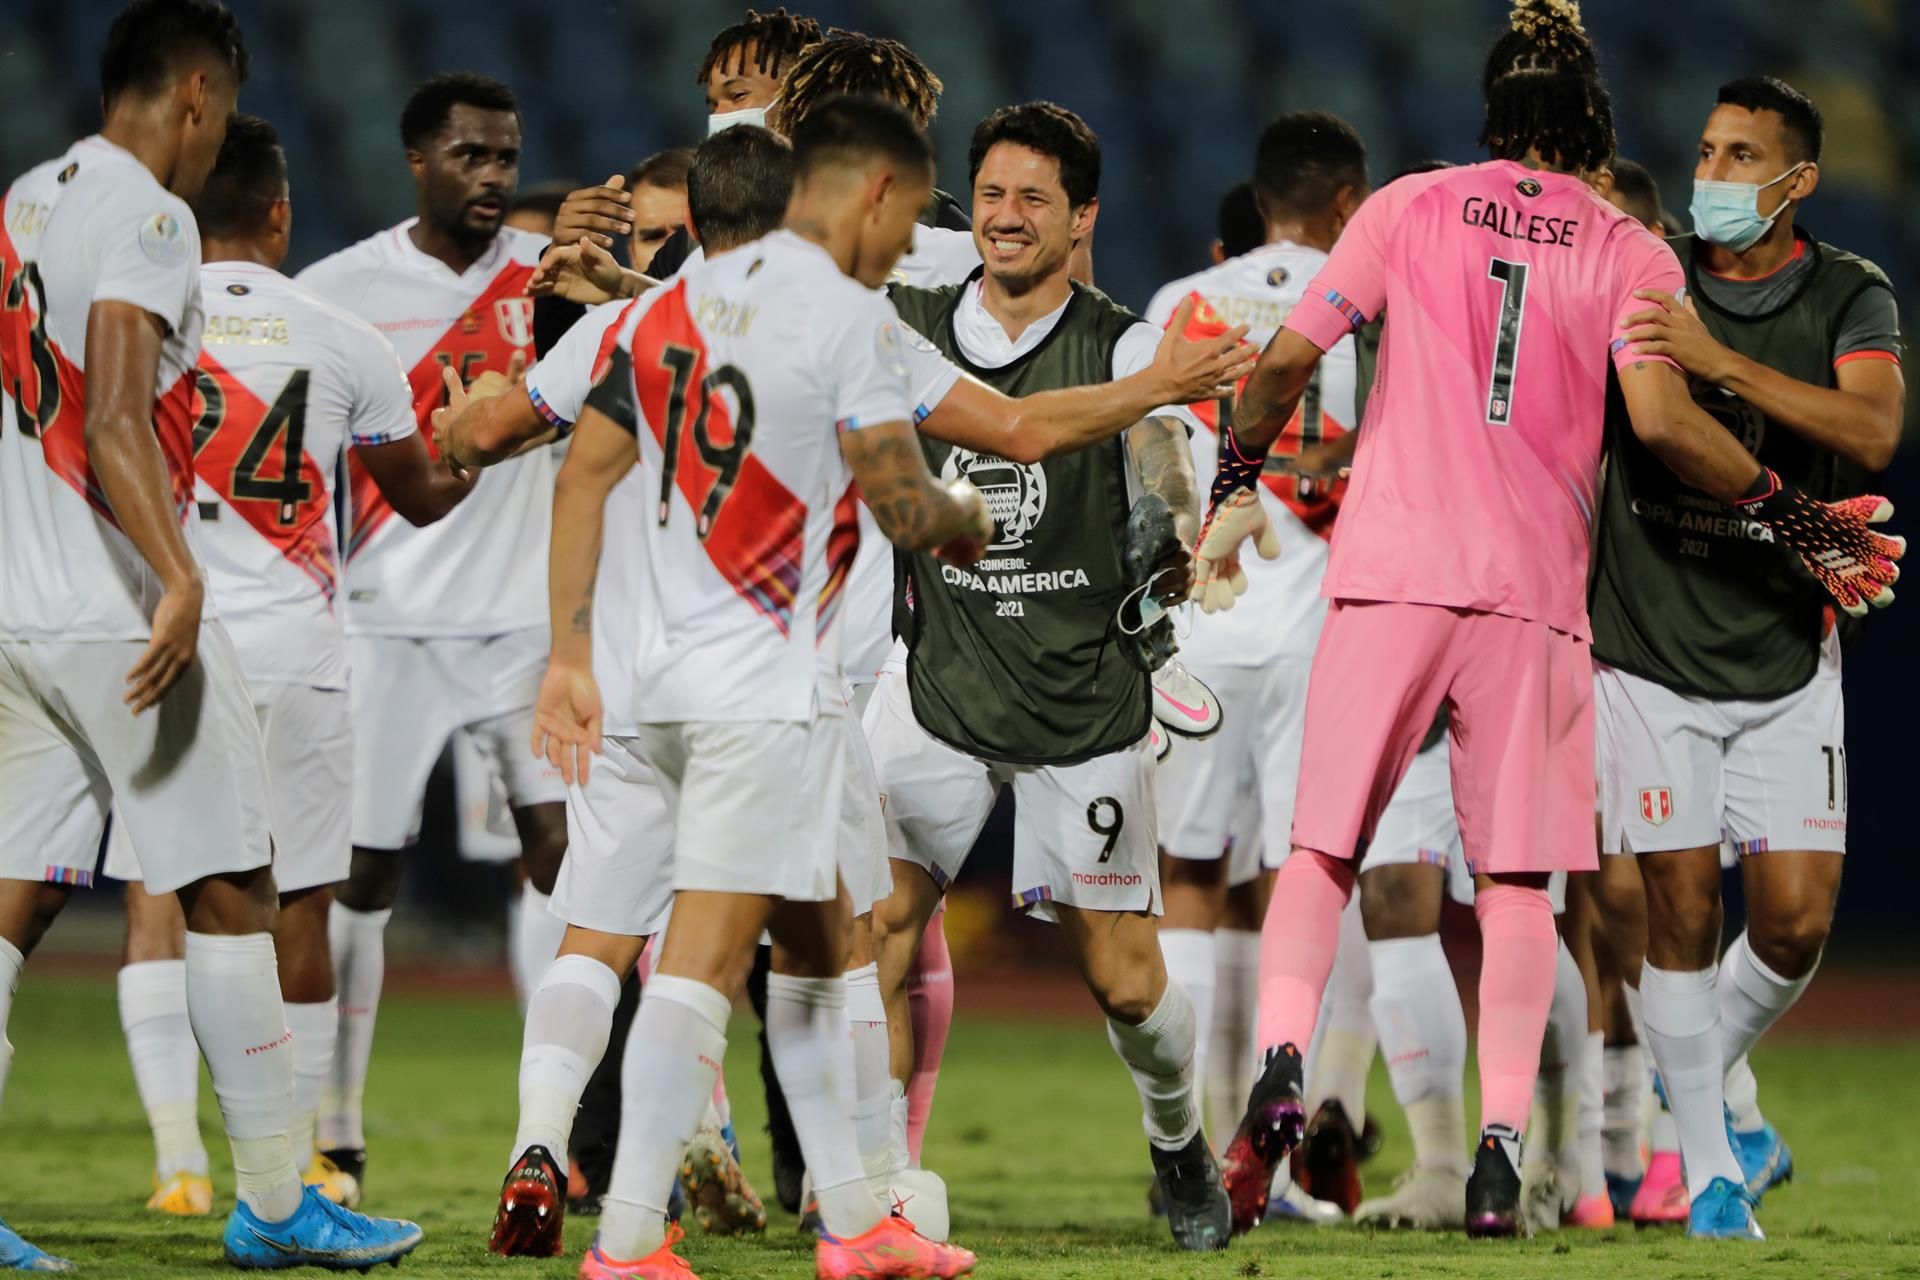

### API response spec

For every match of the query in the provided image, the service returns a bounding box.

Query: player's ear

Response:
[1071,196,1099,243]
[1209,239,1227,266]
[1787,160,1819,202]
[867,167,898,225]
[182,67,209,125]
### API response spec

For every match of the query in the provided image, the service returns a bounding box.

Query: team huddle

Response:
[0,0,1905,1274]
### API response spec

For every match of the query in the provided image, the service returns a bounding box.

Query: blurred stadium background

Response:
[2,0,1914,982]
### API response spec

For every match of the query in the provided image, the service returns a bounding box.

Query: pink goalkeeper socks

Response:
[1474,884,1558,1134]
[1254,851,1357,1054]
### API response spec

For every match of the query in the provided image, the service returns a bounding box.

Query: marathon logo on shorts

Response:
[1070,871,1143,888]
[1639,787,1673,827]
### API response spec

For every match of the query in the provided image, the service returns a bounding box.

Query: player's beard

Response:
[433,197,503,249]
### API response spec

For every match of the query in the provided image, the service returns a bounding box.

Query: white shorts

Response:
[551,733,676,937]
[864,670,1160,922]
[1366,738,1474,905]
[349,630,565,849]
[1596,631,1846,857]
[105,680,353,894]
[451,728,524,863]
[1154,663,1285,888]
[0,626,273,895]
[634,704,846,903]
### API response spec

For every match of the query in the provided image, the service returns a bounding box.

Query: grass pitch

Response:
[7,973,1919,1278]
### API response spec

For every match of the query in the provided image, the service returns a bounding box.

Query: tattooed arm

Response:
[839,421,993,560]
[1127,413,1202,596]
[534,404,636,784]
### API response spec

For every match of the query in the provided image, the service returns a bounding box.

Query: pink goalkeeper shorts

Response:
[1289,599,1597,877]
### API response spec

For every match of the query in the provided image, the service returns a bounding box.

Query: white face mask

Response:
[708,97,776,137]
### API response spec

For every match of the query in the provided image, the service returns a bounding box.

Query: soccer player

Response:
[867,101,1230,1253]
[1209,180,1266,265]
[624,150,692,267]
[535,94,986,1280]
[1199,0,1901,1240]
[0,0,422,1266]
[293,72,559,1203]
[1591,75,1905,1237]
[1145,116,1475,1228]
[102,113,473,1215]
[1603,157,1667,237]
[456,122,1253,1254]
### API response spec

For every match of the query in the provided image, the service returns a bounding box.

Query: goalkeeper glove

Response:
[1190,488,1281,614]
[1734,468,1904,617]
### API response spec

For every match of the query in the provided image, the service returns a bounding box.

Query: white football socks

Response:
[1209,930,1259,1143]
[1306,898,1375,1126]
[766,973,885,1239]
[184,932,301,1223]
[1156,929,1215,1131]
[513,954,621,1166]
[284,999,337,1172]
[1601,1043,1647,1177]
[1640,963,1743,1199]
[1722,1054,1765,1136]
[1719,931,1814,1071]
[119,959,210,1179]
[321,904,389,1152]
[1532,938,1587,1191]
[0,936,19,1110]
[600,975,731,1260]
[844,962,893,1190]
[509,887,569,1016]
[1369,934,1468,1172]
[1106,982,1201,1151]
[1578,1029,1608,1200]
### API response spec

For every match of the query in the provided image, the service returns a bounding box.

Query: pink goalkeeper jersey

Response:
[1284,159,1683,641]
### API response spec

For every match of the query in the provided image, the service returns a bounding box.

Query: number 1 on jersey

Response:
[1485,257,1529,426]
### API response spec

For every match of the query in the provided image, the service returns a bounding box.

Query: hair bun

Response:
[1509,0,1587,48]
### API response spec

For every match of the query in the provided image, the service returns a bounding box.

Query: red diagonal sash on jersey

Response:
[630,282,807,636]
[193,353,339,601]
[816,482,861,643]
[344,259,535,559]
[2,218,195,524]
[1178,291,1350,542]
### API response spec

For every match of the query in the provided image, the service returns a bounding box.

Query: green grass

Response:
[7,974,1920,1278]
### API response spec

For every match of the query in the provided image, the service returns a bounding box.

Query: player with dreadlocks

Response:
[537,8,823,280]
[1200,0,1902,1241]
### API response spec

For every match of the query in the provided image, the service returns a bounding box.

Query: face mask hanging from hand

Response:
[1689,162,1808,252]
[708,98,777,136]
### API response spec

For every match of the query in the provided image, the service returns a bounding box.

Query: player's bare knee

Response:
[1359,864,1443,939]
[1087,963,1162,1025]
[1749,910,1829,981]
[0,882,71,957]
[123,885,187,963]
[337,847,404,913]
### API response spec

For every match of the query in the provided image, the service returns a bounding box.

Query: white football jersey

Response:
[1144,241,1360,662]
[295,220,546,637]
[191,261,418,687]
[2,139,209,641]
[587,230,915,724]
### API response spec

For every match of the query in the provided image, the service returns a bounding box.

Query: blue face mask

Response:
[1689,163,1807,252]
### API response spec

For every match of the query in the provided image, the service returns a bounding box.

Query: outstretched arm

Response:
[917,298,1253,463]
[839,420,992,559]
